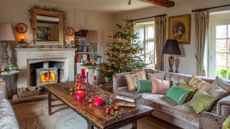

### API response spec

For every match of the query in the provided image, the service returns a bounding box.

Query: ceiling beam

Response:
[139,0,175,8]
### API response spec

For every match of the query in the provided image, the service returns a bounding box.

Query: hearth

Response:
[29,61,64,86]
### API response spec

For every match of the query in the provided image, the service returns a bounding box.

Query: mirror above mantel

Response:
[30,6,64,46]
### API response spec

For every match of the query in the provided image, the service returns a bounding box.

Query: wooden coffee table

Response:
[45,83,153,129]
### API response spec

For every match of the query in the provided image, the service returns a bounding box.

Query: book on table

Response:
[115,92,142,103]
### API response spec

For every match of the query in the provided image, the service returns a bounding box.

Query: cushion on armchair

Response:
[189,76,210,92]
[223,115,230,129]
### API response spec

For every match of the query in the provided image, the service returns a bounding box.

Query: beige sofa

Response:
[0,78,19,129]
[113,69,230,129]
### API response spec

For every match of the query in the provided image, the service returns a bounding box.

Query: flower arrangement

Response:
[81,61,97,68]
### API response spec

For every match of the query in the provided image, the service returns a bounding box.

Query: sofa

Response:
[0,78,19,129]
[113,69,230,129]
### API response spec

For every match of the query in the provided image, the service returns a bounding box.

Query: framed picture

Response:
[168,14,191,44]
[37,26,51,41]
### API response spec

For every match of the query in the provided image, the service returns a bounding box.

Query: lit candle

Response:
[76,91,85,100]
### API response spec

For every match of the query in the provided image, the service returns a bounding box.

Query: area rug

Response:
[12,99,180,129]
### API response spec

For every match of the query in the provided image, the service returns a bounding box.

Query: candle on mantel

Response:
[76,90,85,100]
[86,69,89,85]
[81,68,85,78]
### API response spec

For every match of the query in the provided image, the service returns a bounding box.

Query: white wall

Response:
[0,0,115,64]
[116,0,230,75]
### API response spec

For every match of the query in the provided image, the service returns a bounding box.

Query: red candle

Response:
[76,91,85,100]
[94,96,103,107]
[81,68,85,78]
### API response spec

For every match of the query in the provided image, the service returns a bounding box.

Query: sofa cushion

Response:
[166,84,190,105]
[188,91,216,113]
[178,82,198,101]
[151,78,170,94]
[125,70,147,91]
[189,76,210,92]
[0,99,19,129]
[215,77,230,92]
[136,80,152,93]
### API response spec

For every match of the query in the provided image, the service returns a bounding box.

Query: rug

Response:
[12,99,180,129]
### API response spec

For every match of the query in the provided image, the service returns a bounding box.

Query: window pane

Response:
[216,25,227,38]
[216,53,227,67]
[146,41,154,52]
[216,67,228,80]
[146,26,154,39]
[216,39,227,52]
[228,25,230,38]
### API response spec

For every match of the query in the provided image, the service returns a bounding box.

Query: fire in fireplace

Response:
[36,68,58,86]
[29,61,64,86]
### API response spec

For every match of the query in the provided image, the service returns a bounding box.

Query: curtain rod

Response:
[192,4,230,12]
[129,14,167,22]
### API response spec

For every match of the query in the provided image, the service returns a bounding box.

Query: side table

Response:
[0,71,20,98]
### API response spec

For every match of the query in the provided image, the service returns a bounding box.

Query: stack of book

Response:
[115,92,142,108]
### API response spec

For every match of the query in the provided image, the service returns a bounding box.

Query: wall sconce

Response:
[15,23,28,48]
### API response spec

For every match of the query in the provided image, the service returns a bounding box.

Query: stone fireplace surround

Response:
[16,48,76,88]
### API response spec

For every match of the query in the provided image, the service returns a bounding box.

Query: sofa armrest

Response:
[217,95,230,118]
[199,112,224,129]
[0,78,6,99]
[112,72,132,93]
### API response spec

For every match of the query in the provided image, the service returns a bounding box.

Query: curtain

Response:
[193,11,209,76]
[154,15,166,70]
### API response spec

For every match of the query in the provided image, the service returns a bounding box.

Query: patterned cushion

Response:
[222,115,230,129]
[151,78,170,94]
[125,70,147,91]
[189,76,210,92]
[215,77,230,92]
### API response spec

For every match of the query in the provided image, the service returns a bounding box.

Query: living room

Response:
[0,0,230,129]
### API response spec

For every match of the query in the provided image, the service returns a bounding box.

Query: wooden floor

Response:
[12,98,180,129]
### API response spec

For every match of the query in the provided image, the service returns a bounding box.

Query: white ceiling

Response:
[40,0,156,13]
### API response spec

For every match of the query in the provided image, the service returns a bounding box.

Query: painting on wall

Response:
[168,14,191,44]
[37,26,51,41]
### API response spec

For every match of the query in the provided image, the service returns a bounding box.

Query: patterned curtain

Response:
[154,15,166,70]
[193,11,209,76]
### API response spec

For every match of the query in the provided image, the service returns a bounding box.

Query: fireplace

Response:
[16,48,76,88]
[36,68,58,86]
[29,61,64,86]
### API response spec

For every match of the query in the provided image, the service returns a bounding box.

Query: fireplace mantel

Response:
[15,48,76,51]
[16,48,76,88]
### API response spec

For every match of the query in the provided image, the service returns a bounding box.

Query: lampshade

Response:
[0,23,15,42]
[162,39,181,55]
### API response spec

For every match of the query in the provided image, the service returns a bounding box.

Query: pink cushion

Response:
[152,78,170,94]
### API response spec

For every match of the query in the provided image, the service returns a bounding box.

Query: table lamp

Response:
[162,39,181,72]
[0,23,15,69]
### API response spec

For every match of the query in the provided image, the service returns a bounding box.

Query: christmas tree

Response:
[100,20,146,80]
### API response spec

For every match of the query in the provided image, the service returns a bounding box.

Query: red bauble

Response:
[105,107,110,114]
[94,96,103,107]
[76,91,85,100]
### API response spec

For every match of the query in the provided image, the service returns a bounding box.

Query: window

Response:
[134,22,155,67]
[208,11,230,80]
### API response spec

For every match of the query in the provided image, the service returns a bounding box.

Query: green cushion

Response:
[136,80,152,93]
[178,83,197,101]
[223,115,230,129]
[166,84,190,105]
[188,92,216,114]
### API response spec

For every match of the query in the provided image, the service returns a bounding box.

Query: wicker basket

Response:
[17,87,41,98]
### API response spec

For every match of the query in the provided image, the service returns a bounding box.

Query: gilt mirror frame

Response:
[30,6,64,46]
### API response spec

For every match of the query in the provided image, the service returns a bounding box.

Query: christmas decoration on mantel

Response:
[128,0,175,8]
[100,20,146,80]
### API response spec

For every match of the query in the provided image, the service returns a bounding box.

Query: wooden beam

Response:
[139,0,175,8]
